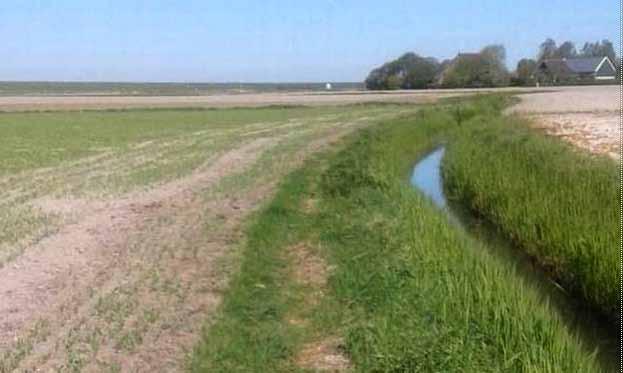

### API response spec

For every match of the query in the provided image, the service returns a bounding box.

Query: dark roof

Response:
[564,57,605,73]
[541,57,607,74]
[538,59,571,75]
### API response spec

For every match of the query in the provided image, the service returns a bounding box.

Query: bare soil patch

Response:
[531,112,619,159]
[0,87,543,112]
[0,138,275,371]
[288,243,351,372]
[289,243,329,289]
[296,337,351,372]
[0,92,441,111]
[509,85,620,159]
[510,85,619,114]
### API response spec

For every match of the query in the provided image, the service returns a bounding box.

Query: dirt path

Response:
[0,138,278,371]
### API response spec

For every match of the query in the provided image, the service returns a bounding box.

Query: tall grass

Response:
[317,106,600,372]
[442,113,620,320]
[192,97,603,371]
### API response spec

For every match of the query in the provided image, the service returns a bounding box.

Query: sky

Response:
[0,0,619,82]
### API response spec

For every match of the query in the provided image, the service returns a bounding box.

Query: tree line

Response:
[365,38,619,90]
[514,39,618,85]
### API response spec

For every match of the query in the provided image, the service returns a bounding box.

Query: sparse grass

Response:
[1,102,417,370]
[190,163,311,372]
[442,111,619,320]
[0,105,396,176]
[191,97,603,372]
[0,104,412,267]
[0,206,57,266]
[94,286,139,336]
[0,319,50,373]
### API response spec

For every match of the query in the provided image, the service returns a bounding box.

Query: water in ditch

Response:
[410,146,619,372]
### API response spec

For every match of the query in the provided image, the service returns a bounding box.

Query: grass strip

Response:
[189,158,321,372]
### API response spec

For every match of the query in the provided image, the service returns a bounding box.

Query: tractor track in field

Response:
[1,137,275,372]
[0,116,364,372]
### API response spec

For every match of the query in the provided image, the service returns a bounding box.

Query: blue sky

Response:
[0,0,619,82]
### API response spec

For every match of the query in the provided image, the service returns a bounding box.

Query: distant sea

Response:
[0,82,364,96]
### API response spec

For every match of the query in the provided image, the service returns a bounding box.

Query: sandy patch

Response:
[509,85,620,159]
[531,112,619,159]
[296,337,351,372]
[510,85,619,114]
[290,243,329,289]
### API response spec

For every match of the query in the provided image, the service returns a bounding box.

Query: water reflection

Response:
[410,147,446,209]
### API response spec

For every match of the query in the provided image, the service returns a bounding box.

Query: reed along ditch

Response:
[411,146,619,371]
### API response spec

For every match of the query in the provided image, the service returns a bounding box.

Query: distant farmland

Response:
[0,81,364,96]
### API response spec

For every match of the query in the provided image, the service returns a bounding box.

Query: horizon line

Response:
[0,80,364,85]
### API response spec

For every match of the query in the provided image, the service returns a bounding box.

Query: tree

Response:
[581,42,598,57]
[600,39,617,62]
[385,75,402,90]
[581,39,616,62]
[514,58,537,85]
[441,45,509,88]
[481,44,506,63]
[538,38,557,61]
[555,41,577,58]
[480,44,509,85]
[402,57,440,89]
[441,56,482,88]
[365,53,440,90]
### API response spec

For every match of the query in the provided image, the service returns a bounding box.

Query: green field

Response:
[0,103,419,371]
[0,105,394,265]
[0,96,618,372]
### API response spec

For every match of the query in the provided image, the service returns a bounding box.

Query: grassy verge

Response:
[191,97,601,372]
[190,159,317,372]
[442,112,619,320]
